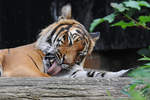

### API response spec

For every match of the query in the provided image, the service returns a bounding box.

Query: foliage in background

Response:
[121,54,150,100]
[90,0,150,32]
[90,0,150,99]
[137,46,150,57]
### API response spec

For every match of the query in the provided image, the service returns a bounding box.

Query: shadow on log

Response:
[0,77,131,100]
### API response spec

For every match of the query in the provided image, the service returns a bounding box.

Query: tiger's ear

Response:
[61,4,72,19]
[90,32,100,42]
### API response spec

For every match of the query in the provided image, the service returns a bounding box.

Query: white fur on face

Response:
[43,59,48,73]
[36,33,56,54]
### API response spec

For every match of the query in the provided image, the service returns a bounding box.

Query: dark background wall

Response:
[0,0,150,49]
[0,0,53,48]
[0,0,149,71]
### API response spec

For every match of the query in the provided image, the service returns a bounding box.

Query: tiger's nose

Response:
[63,56,75,66]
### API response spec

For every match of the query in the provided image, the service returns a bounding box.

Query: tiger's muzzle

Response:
[43,52,71,76]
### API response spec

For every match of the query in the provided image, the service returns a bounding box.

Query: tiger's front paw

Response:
[70,70,87,78]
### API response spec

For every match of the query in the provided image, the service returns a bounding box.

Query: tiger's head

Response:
[36,4,100,75]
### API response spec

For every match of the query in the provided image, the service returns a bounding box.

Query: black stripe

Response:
[71,70,80,76]
[68,35,73,46]
[72,33,80,39]
[8,49,10,54]
[27,55,40,71]
[76,29,83,35]
[87,71,95,77]
[76,29,88,44]
[57,49,62,57]
[76,25,88,36]
[70,31,74,38]
[36,51,43,61]
[45,56,55,60]
[63,34,66,40]
[76,54,85,65]
[53,27,66,43]
[101,73,106,77]
[55,52,61,61]
[47,24,65,44]
[76,27,89,47]
[53,25,73,43]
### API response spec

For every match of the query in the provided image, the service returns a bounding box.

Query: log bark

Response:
[0,77,131,100]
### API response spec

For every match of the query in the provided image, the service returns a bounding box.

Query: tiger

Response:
[0,4,129,77]
[36,4,130,78]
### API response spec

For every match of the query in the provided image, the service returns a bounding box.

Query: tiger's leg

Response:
[68,65,130,78]
[85,69,130,78]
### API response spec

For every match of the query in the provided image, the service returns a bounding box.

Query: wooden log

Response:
[0,77,131,100]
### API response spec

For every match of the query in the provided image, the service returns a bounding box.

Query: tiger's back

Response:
[0,43,50,77]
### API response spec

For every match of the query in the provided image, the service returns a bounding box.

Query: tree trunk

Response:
[0,77,131,100]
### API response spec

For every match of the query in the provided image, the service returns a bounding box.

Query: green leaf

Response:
[139,57,150,61]
[129,90,146,100]
[138,15,150,26]
[111,3,127,12]
[129,65,150,78]
[141,85,150,96]
[111,20,135,29]
[138,1,150,8]
[129,84,137,91]
[137,47,150,56]
[121,89,131,97]
[90,13,116,32]
[148,46,150,50]
[103,13,116,23]
[123,1,141,10]
[90,18,105,32]
[144,63,150,66]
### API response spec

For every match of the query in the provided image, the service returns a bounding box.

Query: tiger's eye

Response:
[75,37,81,42]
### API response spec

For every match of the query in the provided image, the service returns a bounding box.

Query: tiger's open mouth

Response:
[43,53,63,76]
